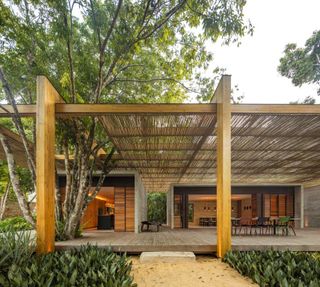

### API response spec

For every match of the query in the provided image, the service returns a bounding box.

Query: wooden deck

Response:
[55,227,320,254]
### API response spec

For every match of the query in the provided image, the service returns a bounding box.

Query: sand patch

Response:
[131,256,257,287]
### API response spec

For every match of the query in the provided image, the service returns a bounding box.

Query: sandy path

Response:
[131,256,257,287]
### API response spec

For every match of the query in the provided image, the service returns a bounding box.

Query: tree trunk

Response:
[0,181,10,220]
[0,67,36,190]
[0,133,35,226]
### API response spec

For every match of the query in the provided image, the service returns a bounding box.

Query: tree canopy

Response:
[1,0,252,104]
[278,30,320,98]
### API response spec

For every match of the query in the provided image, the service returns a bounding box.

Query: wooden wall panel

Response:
[125,187,135,232]
[237,201,241,218]
[287,193,294,217]
[252,194,257,218]
[264,194,270,217]
[270,195,278,216]
[279,195,286,217]
[115,187,126,231]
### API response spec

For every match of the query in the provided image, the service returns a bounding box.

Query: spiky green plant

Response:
[223,250,320,287]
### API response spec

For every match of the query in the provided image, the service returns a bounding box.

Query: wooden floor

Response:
[55,227,320,254]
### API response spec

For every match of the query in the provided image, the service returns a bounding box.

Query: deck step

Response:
[139,251,196,263]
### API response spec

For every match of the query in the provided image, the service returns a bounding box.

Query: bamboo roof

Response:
[99,110,320,192]
[2,103,320,193]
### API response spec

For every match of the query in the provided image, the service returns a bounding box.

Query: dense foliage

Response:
[278,30,320,97]
[223,250,320,287]
[0,0,251,238]
[0,216,33,231]
[0,228,135,287]
[147,192,166,223]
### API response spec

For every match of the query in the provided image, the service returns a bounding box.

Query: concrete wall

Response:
[304,185,320,228]
[294,186,304,228]
[134,171,147,233]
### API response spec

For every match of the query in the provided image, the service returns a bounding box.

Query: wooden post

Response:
[215,75,232,258]
[36,76,60,253]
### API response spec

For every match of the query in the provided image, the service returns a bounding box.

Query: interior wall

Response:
[188,200,216,227]
[240,198,252,223]
[81,198,106,229]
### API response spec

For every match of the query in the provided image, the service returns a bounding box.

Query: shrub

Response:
[1,244,136,287]
[55,221,82,241]
[0,227,35,280]
[0,216,33,231]
[223,250,320,287]
[147,192,166,223]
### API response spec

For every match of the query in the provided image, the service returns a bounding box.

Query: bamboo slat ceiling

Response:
[99,111,320,192]
[2,106,320,193]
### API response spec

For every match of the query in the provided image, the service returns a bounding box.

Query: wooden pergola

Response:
[1,75,320,257]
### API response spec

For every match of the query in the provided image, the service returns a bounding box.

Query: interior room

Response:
[81,187,115,230]
[187,194,252,228]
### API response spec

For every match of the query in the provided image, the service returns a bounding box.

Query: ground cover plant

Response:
[0,228,136,287]
[0,216,33,231]
[223,250,320,287]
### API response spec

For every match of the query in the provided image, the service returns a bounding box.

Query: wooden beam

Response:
[216,75,232,258]
[2,103,320,117]
[231,104,320,114]
[36,76,60,253]
[0,104,36,117]
[302,179,320,188]
[56,103,217,115]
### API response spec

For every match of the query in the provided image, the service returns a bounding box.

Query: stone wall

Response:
[2,200,35,219]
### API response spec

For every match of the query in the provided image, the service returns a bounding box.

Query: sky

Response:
[207,0,320,104]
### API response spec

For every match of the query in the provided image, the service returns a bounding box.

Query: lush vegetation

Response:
[0,0,251,238]
[223,250,320,287]
[0,216,33,231]
[0,228,136,287]
[278,30,320,101]
[147,192,166,223]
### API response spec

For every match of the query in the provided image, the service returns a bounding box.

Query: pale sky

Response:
[208,0,320,104]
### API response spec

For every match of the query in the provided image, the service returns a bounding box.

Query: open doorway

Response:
[81,187,115,230]
[176,194,254,229]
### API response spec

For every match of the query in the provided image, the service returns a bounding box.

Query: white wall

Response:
[134,171,147,233]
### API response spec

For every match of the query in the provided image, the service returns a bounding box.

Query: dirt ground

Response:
[130,256,257,287]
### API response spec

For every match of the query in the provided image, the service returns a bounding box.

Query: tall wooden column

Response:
[215,75,232,258]
[36,76,59,253]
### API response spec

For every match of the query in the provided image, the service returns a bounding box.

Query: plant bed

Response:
[223,250,320,287]
[0,229,136,287]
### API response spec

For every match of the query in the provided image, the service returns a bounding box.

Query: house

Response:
[1,75,320,257]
